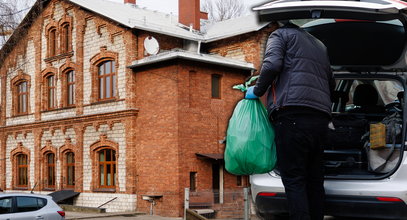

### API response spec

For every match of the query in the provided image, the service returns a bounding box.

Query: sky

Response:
[18,0,270,19]
[108,0,269,15]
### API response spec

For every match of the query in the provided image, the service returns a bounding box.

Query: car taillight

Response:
[376,197,403,202]
[258,192,277,197]
[57,211,65,217]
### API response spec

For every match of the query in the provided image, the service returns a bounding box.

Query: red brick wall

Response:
[132,61,250,216]
[204,24,278,74]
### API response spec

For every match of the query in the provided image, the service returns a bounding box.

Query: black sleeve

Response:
[253,30,286,97]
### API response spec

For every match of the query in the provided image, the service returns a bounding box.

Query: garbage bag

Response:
[224,77,277,175]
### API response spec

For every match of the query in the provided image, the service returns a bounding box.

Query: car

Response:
[0,193,65,220]
[250,0,407,219]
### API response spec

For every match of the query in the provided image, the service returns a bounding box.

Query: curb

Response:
[66,212,145,219]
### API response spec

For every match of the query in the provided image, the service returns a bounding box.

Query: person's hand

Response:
[245,86,258,99]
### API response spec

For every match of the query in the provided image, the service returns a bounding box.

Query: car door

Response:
[12,196,48,220]
[0,196,15,220]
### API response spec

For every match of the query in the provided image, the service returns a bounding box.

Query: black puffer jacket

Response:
[253,23,335,117]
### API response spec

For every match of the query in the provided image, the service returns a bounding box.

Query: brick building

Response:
[0,0,275,217]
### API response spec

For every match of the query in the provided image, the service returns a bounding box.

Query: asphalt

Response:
[65,211,259,220]
[64,212,373,220]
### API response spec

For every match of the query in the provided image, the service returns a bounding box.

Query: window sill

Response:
[41,106,76,113]
[42,188,55,191]
[91,99,123,105]
[13,187,28,191]
[12,113,30,117]
[41,108,57,113]
[93,188,116,193]
[44,51,74,63]
[63,187,75,190]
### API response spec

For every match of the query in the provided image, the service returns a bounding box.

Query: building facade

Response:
[0,0,276,217]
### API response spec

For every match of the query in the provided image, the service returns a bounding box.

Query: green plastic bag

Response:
[224,76,277,175]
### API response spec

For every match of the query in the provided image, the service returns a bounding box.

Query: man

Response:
[246,21,335,220]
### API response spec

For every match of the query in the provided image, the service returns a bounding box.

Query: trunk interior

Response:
[322,75,404,179]
[298,19,407,179]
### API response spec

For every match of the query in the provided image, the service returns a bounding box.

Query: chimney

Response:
[124,0,136,4]
[179,0,207,31]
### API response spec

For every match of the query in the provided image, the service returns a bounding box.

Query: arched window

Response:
[17,154,28,187]
[98,61,116,100]
[46,153,55,188]
[98,148,116,188]
[48,28,57,57]
[67,71,75,106]
[47,75,56,109]
[66,152,75,187]
[61,23,71,53]
[17,81,28,114]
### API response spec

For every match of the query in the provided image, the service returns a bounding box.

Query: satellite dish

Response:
[144,36,160,55]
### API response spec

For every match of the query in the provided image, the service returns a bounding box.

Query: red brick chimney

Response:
[124,0,136,4]
[179,0,207,31]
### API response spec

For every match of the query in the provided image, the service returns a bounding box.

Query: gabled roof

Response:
[128,49,255,71]
[69,0,270,42]
[70,0,204,41]
[0,0,270,65]
[203,14,270,42]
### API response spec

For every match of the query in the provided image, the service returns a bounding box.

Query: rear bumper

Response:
[255,193,407,219]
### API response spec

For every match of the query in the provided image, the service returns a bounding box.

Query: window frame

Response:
[60,22,71,54]
[190,172,197,192]
[211,74,222,99]
[48,28,57,57]
[46,75,57,110]
[97,60,117,101]
[46,153,56,189]
[16,81,28,115]
[67,70,75,106]
[16,154,28,188]
[97,148,116,189]
[65,151,75,188]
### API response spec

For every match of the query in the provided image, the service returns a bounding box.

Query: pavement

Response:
[64,211,371,220]
[65,211,258,220]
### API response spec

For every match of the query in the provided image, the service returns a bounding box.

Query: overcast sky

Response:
[17,0,270,21]
[108,0,269,15]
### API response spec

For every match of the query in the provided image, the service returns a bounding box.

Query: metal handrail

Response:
[98,197,118,208]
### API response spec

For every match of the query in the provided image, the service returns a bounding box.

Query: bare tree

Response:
[0,0,34,46]
[201,0,246,22]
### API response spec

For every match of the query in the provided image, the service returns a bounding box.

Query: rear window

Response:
[332,78,404,113]
[16,196,47,213]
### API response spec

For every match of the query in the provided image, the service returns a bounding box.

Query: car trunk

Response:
[253,0,407,179]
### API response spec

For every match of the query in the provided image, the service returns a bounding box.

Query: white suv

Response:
[251,0,407,219]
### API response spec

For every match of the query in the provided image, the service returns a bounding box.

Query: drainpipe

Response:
[197,41,202,54]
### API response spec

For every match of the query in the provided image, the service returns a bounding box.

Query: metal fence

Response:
[184,188,253,220]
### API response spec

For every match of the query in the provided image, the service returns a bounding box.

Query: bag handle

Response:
[233,75,259,92]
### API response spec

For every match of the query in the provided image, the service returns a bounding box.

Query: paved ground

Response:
[65,211,385,220]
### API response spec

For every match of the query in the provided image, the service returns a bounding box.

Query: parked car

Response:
[0,193,65,220]
[251,0,407,219]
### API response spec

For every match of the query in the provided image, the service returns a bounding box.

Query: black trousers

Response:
[273,113,329,220]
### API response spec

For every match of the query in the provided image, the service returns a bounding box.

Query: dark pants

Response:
[273,113,329,220]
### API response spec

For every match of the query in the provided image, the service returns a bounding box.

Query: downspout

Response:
[197,40,202,54]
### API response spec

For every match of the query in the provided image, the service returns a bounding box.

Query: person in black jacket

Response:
[246,21,335,220]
